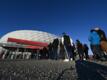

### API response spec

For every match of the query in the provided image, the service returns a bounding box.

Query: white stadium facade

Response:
[0,30,59,59]
[0,30,58,49]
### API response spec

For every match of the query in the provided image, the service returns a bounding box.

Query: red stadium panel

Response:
[25,45,43,49]
[7,38,48,47]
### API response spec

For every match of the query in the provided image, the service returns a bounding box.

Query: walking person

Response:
[76,40,84,60]
[48,43,53,59]
[71,43,76,60]
[94,27,107,54]
[89,29,106,61]
[52,38,59,60]
[59,40,65,60]
[62,32,73,62]
[42,47,49,59]
[83,44,89,60]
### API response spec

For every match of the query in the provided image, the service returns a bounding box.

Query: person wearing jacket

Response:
[61,32,73,62]
[52,38,59,60]
[76,40,84,60]
[94,27,107,54]
[89,29,105,61]
[83,44,89,60]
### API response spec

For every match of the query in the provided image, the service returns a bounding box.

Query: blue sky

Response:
[0,0,107,54]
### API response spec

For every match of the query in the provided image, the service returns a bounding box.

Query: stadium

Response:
[0,30,58,59]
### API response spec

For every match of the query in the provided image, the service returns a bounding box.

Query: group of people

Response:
[42,32,89,62]
[45,27,107,62]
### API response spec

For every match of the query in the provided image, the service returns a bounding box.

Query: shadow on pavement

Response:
[75,60,107,80]
[56,66,74,80]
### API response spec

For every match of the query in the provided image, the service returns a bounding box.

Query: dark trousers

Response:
[53,48,58,60]
[64,45,72,60]
[78,49,84,60]
[90,44,105,59]
[84,50,89,59]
